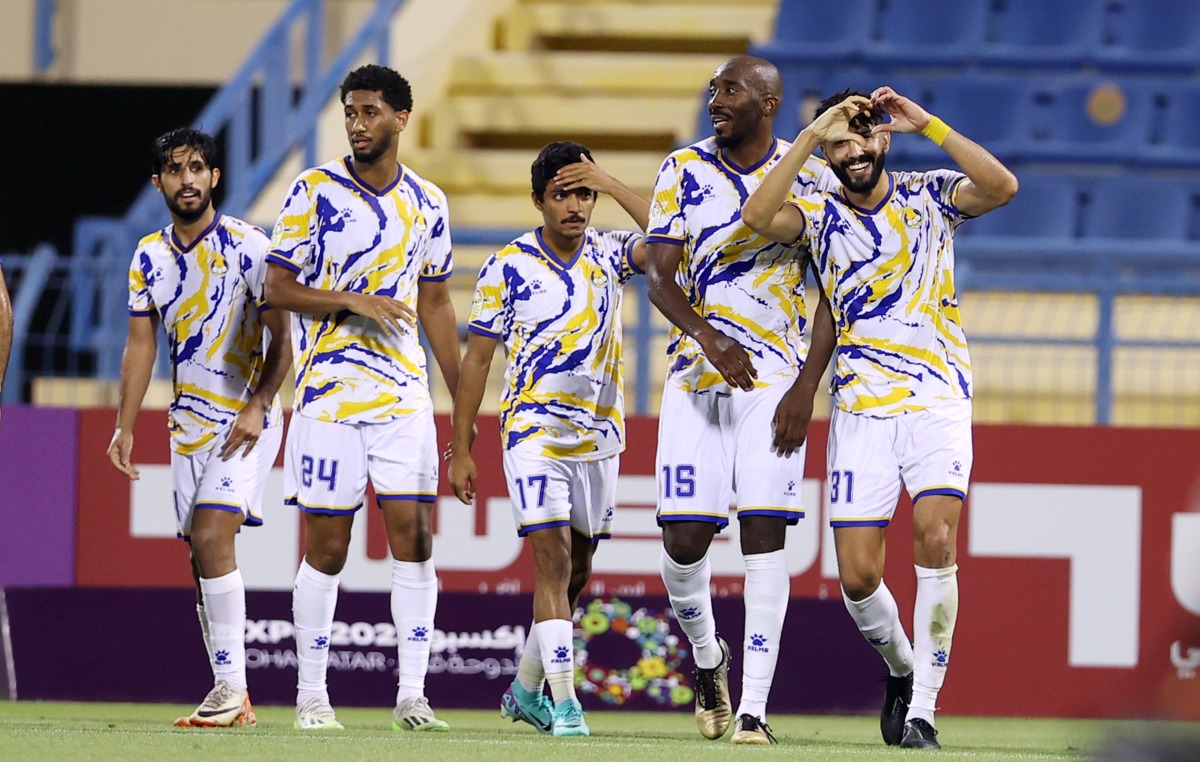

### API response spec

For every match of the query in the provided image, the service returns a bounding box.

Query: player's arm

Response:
[630,238,648,272]
[264,262,415,336]
[108,314,158,480]
[417,277,462,399]
[743,95,874,243]
[449,332,497,505]
[554,154,651,231]
[221,307,292,461]
[772,271,835,456]
[0,265,11,423]
[869,86,1018,217]
[645,241,757,391]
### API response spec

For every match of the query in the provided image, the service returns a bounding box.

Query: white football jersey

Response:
[790,170,973,417]
[469,227,642,460]
[268,158,453,424]
[128,213,282,455]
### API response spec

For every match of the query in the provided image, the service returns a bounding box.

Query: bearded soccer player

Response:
[265,64,461,732]
[109,127,290,727]
[742,87,1018,749]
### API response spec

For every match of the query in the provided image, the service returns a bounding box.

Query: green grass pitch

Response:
[0,701,1194,760]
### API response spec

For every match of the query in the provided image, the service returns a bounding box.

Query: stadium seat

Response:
[906,76,1032,165]
[1079,177,1195,241]
[1140,83,1200,169]
[1095,0,1200,73]
[982,0,1105,68]
[960,174,1079,239]
[774,67,828,139]
[753,0,874,65]
[862,0,988,67]
[1025,78,1154,163]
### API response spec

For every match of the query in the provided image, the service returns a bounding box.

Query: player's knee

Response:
[914,522,954,562]
[662,526,712,566]
[306,535,350,573]
[840,569,882,601]
[188,526,234,574]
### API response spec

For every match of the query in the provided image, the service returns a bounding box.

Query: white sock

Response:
[908,564,959,726]
[392,559,437,704]
[842,580,915,678]
[200,570,248,692]
[293,559,340,703]
[737,550,788,723]
[535,619,576,704]
[516,620,545,693]
[196,603,215,667]
[660,548,720,668]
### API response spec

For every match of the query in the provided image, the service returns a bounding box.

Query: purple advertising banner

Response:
[0,407,78,587]
[7,588,883,715]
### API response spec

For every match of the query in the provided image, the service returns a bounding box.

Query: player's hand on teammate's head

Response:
[808,95,873,145]
[868,86,933,135]
[554,153,612,194]
[107,429,141,481]
[345,292,416,337]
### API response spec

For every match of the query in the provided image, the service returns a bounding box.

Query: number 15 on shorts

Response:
[830,469,854,504]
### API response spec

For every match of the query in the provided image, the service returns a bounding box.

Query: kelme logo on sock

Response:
[551,646,571,664]
[933,648,949,667]
[749,633,770,653]
[214,649,231,665]
[408,626,429,642]
[679,606,701,620]
[312,636,329,650]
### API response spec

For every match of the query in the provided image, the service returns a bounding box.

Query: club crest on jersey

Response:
[901,207,923,229]
[210,254,229,275]
[590,270,609,287]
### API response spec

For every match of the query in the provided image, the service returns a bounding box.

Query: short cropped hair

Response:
[150,128,219,175]
[815,88,886,135]
[340,64,413,112]
[531,141,593,198]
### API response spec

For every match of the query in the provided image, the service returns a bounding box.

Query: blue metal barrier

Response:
[72,0,406,378]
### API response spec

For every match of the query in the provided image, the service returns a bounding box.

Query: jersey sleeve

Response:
[420,193,454,282]
[923,169,970,223]
[267,176,315,273]
[127,249,155,316]
[787,194,826,253]
[646,155,688,246]
[607,230,644,284]
[467,253,508,339]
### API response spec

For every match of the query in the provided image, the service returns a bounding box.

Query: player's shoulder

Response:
[588,227,639,251]
[218,214,271,254]
[289,159,347,191]
[135,229,167,254]
[493,230,540,261]
[659,138,719,172]
[400,164,449,209]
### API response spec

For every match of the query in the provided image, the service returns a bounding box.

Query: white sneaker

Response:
[174,682,256,728]
[392,696,450,732]
[294,696,344,730]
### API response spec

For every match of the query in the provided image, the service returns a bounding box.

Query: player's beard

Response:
[831,151,887,195]
[164,187,212,222]
[351,131,394,165]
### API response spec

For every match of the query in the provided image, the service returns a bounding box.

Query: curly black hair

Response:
[340,64,413,112]
[815,88,885,136]
[150,128,219,175]
[531,141,594,198]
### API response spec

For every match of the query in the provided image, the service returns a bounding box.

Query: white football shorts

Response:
[826,399,973,527]
[172,423,282,539]
[656,380,807,530]
[502,449,618,541]
[284,406,439,514]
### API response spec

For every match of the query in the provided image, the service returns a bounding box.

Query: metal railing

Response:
[70,0,405,378]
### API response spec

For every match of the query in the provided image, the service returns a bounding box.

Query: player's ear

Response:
[151,175,162,192]
[531,190,544,211]
[762,94,779,118]
[395,110,410,134]
[210,167,221,189]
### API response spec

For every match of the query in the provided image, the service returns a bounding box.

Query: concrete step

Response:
[407,148,664,194]
[449,51,724,97]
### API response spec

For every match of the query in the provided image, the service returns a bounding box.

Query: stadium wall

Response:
[1,407,1197,720]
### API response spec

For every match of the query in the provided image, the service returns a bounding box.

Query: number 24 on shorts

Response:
[301,455,339,491]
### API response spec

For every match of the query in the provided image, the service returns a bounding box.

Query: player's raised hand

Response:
[448,450,477,505]
[221,399,266,461]
[700,331,758,392]
[554,153,614,194]
[806,94,874,144]
[107,428,140,480]
[345,292,417,337]
[772,382,815,456]
[869,86,933,135]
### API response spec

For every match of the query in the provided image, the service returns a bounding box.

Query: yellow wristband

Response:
[921,116,952,146]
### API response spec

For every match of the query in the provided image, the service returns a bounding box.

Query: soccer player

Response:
[265,64,461,732]
[741,87,1018,749]
[0,261,10,427]
[108,127,291,728]
[448,142,648,738]
[644,55,836,745]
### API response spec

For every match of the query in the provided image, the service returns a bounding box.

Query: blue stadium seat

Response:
[1080,177,1195,241]
[1025,78,1154,163]
[753,0,874,65]
[863,0,988,66]
[906,76,1032,165]
[1140,84,1200,169]
[1095,0,1200,73]
[774,67,830,139]
[960,174,1078,239]
[982,0,1104,68]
